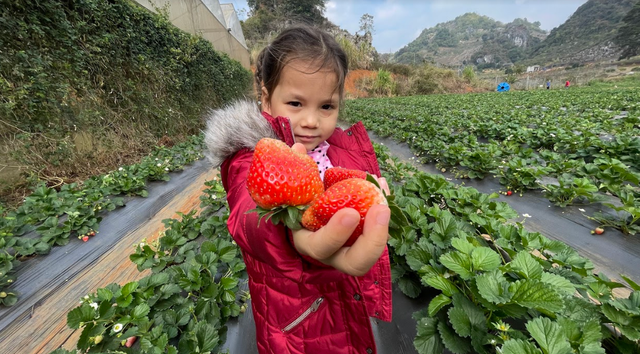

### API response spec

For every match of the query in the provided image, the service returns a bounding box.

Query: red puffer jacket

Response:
[205,101,392,354]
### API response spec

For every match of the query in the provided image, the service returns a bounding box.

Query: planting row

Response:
[0,136,205,307]
[342,88,640,234]
[53,143,640,354]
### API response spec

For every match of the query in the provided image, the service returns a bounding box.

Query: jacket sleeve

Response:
[224,149,304,282]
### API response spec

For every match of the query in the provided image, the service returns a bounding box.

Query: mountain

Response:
[526,0,637,65]
[392,0,637,68]
[392,13,547,68]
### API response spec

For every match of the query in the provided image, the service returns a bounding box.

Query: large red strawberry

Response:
[302,178,387,246]
[247,138,324,228]
[323,167,367,190]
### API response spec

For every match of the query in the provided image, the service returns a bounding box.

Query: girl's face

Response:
[262,59,340,151]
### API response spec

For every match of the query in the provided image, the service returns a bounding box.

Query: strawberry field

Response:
[2,88,640,354]
[342,88,640,235]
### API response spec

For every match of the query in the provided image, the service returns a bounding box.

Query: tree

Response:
[246,0,327,26]
[358,13,374,36]
[615,0,640,59]
[462,66,475,83]
[513,64,525,75]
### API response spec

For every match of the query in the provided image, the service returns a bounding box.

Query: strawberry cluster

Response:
[246,138,402,245]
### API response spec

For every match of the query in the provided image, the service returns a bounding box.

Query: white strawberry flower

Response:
[579,208,586,212]
[522,213,532,218]
[113,323,123,332]
[157,163,162,167]
[89,302,99,310]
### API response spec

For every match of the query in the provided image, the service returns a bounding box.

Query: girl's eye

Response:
[288,101,301,107]
[322,104,335,110]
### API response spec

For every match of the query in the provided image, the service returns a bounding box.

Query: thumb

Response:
[306,208,360,260]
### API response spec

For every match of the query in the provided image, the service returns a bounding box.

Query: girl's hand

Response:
[291,205,390,276]
[370,175,390,196]
[290,143,390,276]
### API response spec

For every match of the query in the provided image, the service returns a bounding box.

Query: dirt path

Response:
[0,160,218,354]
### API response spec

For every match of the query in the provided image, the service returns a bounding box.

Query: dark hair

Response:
[255,25,348,105]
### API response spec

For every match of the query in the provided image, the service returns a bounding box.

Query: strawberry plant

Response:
[588,187,640,235]
[541,174,606,207]
[494,157,549,193]
[1,135,206,307]
[60,177,248,353]
[388,167,640,354]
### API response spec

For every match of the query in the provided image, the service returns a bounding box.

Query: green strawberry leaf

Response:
[398,277,422,298]
[621,275,640,291]
[67,304,96,329]
[510,252,543,280]
[509,279,563,312]
[405,238,435,272]
[414,317,445,354]
[440,251,474,280]
[451,237,475,255]
[448,293,486,338]
[248,205,306,230]
[476,269,512,304]
[438,319,472,354]
[195,322,220,352]
[501,339,543,354]
[428,294,452,317]
[579,320,605,353]
[540,272,575,295]
[526,317,572,354]
[600,303,633,326]
[422,275,459,297]
[470,247,502,271]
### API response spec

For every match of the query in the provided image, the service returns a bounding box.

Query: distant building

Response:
[526,65,541,73]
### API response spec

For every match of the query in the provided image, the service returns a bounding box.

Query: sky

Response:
[226,0,589,53]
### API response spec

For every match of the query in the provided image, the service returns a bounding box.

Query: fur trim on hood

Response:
[204,100,277,168]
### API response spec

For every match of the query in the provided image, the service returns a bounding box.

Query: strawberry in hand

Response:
[302,175,408,247]
[323,167,367,190]
[247,138,324,229]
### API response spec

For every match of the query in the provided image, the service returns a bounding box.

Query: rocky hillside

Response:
[392,0,637,68]
[526,0,636,65]
[392,13,547,68]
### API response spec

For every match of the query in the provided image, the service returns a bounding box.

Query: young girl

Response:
[205,25,392,354]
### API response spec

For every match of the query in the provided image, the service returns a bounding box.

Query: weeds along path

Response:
[363,127,640,286]
[0,160,218,354]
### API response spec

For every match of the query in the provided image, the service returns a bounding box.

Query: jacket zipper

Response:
[282,297,324,332]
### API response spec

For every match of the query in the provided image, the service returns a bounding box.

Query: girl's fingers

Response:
[378,177,390,196]
[323,204,390,276]
[295,208,360,260]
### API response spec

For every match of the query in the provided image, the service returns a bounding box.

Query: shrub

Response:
[0,0,251,203]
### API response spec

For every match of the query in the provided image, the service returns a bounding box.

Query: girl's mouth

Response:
[295,135,318,143]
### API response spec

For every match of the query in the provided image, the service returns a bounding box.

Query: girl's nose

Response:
[300,111,320,128]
